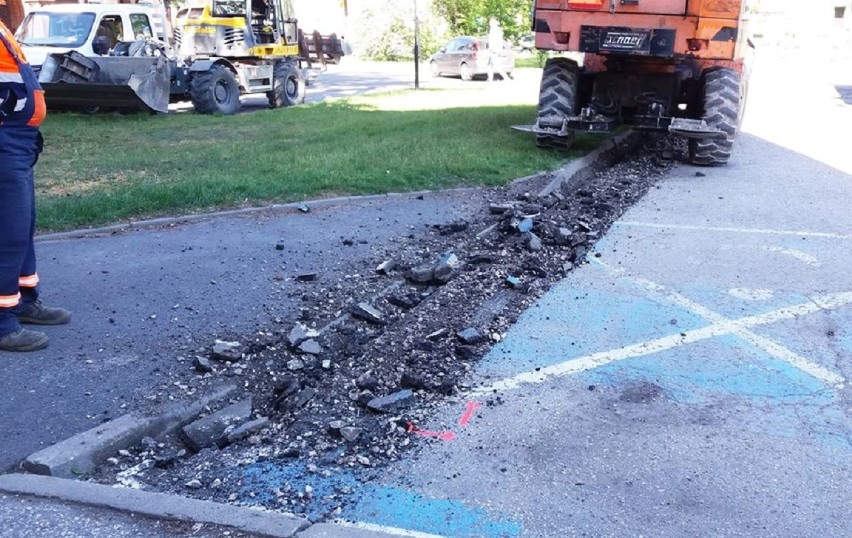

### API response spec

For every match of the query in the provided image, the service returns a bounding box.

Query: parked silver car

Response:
[429,36,514,81]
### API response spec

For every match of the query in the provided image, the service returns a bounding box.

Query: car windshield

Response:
[212,0,245,17]
[16,12,96,48]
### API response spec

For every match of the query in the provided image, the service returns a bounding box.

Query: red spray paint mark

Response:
[458,402,483,427]
[407,422,457,442]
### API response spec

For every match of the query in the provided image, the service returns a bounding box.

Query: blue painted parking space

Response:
[239,461,522,537]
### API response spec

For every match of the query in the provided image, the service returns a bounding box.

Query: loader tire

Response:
[267,60,306,109]
[689,68,740,166]
[189,65,241,115]
[536,58,578,151]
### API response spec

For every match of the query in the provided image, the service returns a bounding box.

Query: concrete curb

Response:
[537,130,640,198]
[24,384,237,478]
[0,473,309,538]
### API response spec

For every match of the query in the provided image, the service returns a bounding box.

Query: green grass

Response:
[36,96,600,231]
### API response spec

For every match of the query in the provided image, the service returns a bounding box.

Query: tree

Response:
[433,0,532,40]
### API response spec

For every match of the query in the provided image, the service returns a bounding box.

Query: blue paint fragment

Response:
[344,485,521,538]
[239,462,521,537]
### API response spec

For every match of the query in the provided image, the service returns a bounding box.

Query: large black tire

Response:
[189,65,241,115]
[689,68,741,166]
[267,60,306,109]
[460,62,473,81]
[536,58,578,151]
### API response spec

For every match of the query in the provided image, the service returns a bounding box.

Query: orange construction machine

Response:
[523,0,752,165]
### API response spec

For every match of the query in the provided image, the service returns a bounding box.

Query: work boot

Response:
[0,328,49,352]
[15,300,72,325]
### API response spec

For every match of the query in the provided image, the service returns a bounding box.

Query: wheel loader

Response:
[29,0,308,114]
[521,0,752,166]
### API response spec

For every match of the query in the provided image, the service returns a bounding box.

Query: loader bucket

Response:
[38,51,172,114]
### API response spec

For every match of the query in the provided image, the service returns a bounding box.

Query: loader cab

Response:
[177,0,298,58]
[16,4,162,70]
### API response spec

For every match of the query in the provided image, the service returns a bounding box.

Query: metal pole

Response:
[414,0,420,89]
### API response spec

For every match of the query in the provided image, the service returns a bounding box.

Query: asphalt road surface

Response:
[3,45,852,537]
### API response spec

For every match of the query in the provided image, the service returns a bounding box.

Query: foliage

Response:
[432,0,532,40]
[352,0,532,62]
[352,0,445,61]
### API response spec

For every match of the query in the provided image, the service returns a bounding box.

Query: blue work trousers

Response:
[0,126,41,337]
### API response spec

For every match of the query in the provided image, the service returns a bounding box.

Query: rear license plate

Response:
[600,30,651,52]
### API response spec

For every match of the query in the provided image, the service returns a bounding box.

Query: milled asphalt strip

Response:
[17,132,631,537]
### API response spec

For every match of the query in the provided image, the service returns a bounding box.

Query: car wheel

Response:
[430,61,439,77]
[460,63,473,81]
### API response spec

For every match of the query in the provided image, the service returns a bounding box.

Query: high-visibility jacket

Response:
[0,20,45,128]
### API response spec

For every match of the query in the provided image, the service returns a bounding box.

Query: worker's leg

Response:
[17,168,39,305]
[9,132,70,327]
[0,142,36,338]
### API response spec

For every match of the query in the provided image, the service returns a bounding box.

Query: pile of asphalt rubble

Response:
[93,136,676,518]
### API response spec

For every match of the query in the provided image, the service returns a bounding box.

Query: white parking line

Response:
[618,221,852,240]
[625,274,844,386]
[470,284,849,397]
[333,520,449,538]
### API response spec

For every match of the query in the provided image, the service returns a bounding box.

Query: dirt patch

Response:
[88,135,676,521]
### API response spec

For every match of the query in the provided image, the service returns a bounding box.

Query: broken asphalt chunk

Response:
[298,339,322,355]
[224,417,270,445]
[349,302,386,325]
[327,420,345,435]
[210,340,242,362]
[489,202,515,214]
[287,323,312,348]
[400,372,427,390]
[153,448,186,469]
[296,273,318,282]
[407,263,435,283]
[293,388,317,408]
[434,220,469,236]
[457,328,484,345]
[376,259,396,275]
[356,372,379,391]
[455,344,477,360]
[387,292,421,310]
[193,357,213,373]
[433,252,461,284]
[340,427,362,443]
[367,390,415,413]
[527,232,543,252]
[180,397,253,452]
